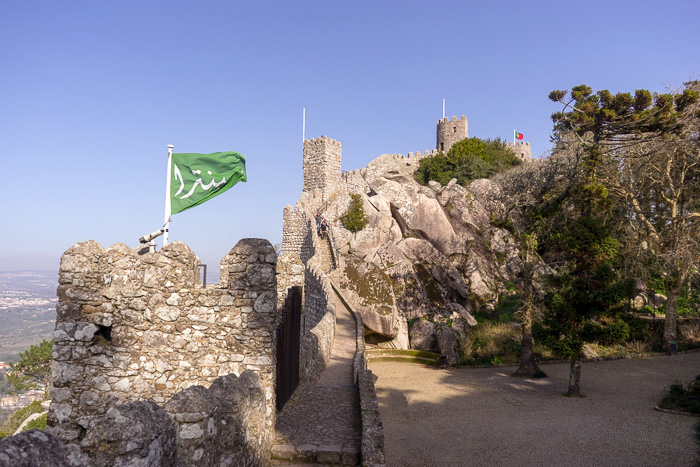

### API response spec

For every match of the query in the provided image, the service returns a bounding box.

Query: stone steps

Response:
[271,443,359,465]
[317,235,334,273]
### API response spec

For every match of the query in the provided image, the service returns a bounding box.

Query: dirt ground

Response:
[369,352,700,467]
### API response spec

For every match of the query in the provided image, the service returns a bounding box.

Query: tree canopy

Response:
[415,137,521,187]
[549,82,700,349]
[8,340,53,394]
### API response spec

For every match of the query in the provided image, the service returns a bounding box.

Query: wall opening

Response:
[98,325,112,343]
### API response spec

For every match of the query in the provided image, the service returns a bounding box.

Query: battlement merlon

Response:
[303,136,342,150]
[436,115,468,124]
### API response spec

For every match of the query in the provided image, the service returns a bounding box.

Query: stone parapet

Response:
[2,370,270,466]
[436,115,468,154]
[48,238,277,452]
[507,141,532,161]
[303,136,342,201]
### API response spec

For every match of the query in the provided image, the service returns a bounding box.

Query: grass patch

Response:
[367,349,440,366]
[0,401,45,439]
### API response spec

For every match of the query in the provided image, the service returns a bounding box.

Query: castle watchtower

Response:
[507,141,532,162]
[436,115,468,154]
[303,136,342,200]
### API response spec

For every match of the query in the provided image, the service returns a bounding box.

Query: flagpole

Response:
[163,144,174,246]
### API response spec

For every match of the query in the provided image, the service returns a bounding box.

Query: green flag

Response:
[170,151,246,215]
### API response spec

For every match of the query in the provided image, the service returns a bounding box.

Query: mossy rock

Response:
[332,256,399,338]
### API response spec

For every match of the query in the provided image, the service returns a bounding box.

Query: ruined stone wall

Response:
[2,370,270,466]
[281,201,313,262]
[436,115,468,154]
[303,256,332,335]
[507,141,532,161]
[302,136,342,203]
[299,254,336,384]
[48,238,278,450]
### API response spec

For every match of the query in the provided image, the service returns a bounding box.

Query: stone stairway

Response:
[317,234,335,274]
[271,289,361,465]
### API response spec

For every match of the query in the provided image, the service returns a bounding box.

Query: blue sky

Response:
[1,0,698,272]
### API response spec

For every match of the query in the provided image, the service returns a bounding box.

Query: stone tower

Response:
[436,115,468,154]
[507,141,532,162]
[302,136,342,200]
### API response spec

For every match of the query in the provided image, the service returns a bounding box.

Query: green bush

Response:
[0,401,45,439]
[659,376,700,414]
[415,137,521,187]
[603,320,630,344]
[23,412,47,431]
[340,194,368,233]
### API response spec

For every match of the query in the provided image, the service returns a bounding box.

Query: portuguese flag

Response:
[514,131,524,140]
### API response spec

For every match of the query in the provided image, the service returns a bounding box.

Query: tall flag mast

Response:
[163,144,174,245]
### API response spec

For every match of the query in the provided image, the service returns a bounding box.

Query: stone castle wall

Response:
[1,370,270,466]
[303,136,342,202]
[507,141,532,161]
[436,115,468,154]
[48,238,278,451]
[281,200,314,263]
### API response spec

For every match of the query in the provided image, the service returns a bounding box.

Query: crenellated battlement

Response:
[302,136,342,202]
[436,115,468,154]
[507,141,532,162]
[436,115,468,124]
[304,136,342,149]
[47,238,278,449]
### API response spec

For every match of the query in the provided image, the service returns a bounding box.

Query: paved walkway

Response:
[370,352,700,467]
[272,290,362,465]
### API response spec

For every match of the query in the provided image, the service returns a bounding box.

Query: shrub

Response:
[340,194,368,233]
[0,401,45,439]
[22,412,47,432]
[659,376,700,414]
[415,137,521,187]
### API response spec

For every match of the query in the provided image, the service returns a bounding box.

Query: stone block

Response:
[318,444,342,463]
[296,444,318,462]
[271,444,296,460]
[342,446,361,465]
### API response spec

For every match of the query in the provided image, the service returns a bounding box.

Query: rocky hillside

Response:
[324,153,523,361]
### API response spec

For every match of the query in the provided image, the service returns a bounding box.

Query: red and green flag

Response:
[514,131,524,140]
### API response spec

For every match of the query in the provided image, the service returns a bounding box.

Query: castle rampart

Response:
[436,115,468,154]
[302,136,342,202]
[47,238,278,451]
[507,141,532,162]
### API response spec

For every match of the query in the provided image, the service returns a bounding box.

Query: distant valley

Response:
[0,271,57,362]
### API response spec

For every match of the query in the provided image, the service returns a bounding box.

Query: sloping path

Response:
[272,286,362,465]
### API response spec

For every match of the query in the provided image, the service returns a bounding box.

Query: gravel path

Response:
[370,352,700,466]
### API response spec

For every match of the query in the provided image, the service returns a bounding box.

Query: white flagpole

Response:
[163,144,174,246]
[513,130,516,145]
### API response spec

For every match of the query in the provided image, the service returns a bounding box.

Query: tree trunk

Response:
[512,302,546,378]
[512,253,546,379]
[567,353,584,397]
[663,283,681,351]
